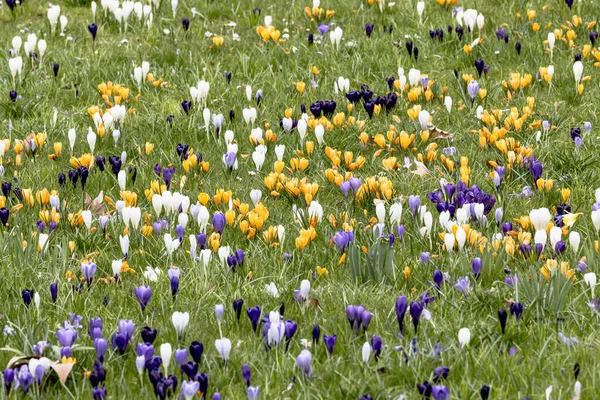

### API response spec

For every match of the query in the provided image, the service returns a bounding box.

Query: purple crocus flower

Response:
[312,324,320,345]
[340,181,351,197]
[180,381,200,399]
[33,364,45,386]
[94,338,108,362]
[134,286,152,311]
[247,306,261,332]
[318,24,330,36]
[510,302,523,321]
[331,231,354,254]
[140,327,157,344]
[472,258,482,279]
[3,368,14,394]
[242,364,251,387]
[212,212,225,235]
[296,349,313,377]
[395,296,408,336]
[88,24,98,40]
[323,334,337,356]
[189,341,203,363]
[467,80,479,104]
[432,385,450,400]
[50,282,58,303]
[433,270,443,288]
[371,335,382,361]
[224,152,236,171]
[80,261,97,286]
[57,327,78,347]
[118,319,135,341]
[420,252,430,264]
[365,24,374,38]
[181,100,192,115]
[408,195,420,217]
[89,318,103,339]
[433,366,449,382]
[181,18,190,31]
[410,301,423,333]
[17,366,33,394]
[455,276,470,296]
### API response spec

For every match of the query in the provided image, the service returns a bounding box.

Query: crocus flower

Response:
[365,24,374,38]
[248,386,260,400]
[3,368,14,394]
[172,312,190,338]
[88,24,98,40]
[498,309,507,334]
[323,334,337,356]
[410,301,423,333]
[467,80,479,104]
[510,302,523,321]
[17,366,33,394]
[312,324,321,345]
[433,366,449,382]
[141,327,157,344]
[233,299,244,320]
[189,341,203,363]
[371,335,382,361]
[134,286,152,311]
[296,349,312,377]
[94,338,108,362]
[215,338,231,363]
[21,289,33,307]
[455,276,470,296]
[180,380,199,400]
[80,261,97,286]
[247,306,261,332]
[242,364,251,386]
[395,296,408,336]
[432,385,450,400]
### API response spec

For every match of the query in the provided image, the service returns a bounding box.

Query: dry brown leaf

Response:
[411,159,430,177]
[430,127,454,140]
[84,192,107,217]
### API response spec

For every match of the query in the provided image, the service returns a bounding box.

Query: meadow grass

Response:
[1,0,600,398]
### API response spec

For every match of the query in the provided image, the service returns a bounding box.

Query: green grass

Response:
[1,0,600,398]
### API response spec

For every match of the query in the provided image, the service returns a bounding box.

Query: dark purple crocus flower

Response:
[36,220,45,233]
[323,334,337,356]
[498,309,507,334]
[233,299,244,320]
[78,166,89,189]
[410,301,423,333]
[247,306,261,332]
[181,18,190,31]
[405,40,413,57]
[53,63,60,77]
[472,257,482,279]
[565,0,574,8]
[496,28,507,41]
[68,169,79,187]
[433,270,443,288]
[433,366,449,382]
[111,332,129,354]
[49,282,58,303]
[590,31,599,45]
[480,385,490,400]
[170,275,179,298]
[570,127,583,147]
[22,289,33,307]
[395,296,408,336]
[134,286,152,311]
[312,324,320,345]
[181,100,192,115]
[515,41,521,55]
[417,381,432,397]
[510,302,523,321]
[95,156,105,172]
[189,341,203,363]
[9,90,17,102]
[413,47,419,61]
[365,24,374,38]
[474,59,485,77]
[141,326,157,344]
[5,0,16,11]
[308,33,314,45]
[242,364,251,386]
[0,208,9,226]
[371,335,382,361]
[92,387,107,400]
[88,24,98,40]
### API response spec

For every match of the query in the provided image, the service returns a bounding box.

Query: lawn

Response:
[1,0,600,398]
